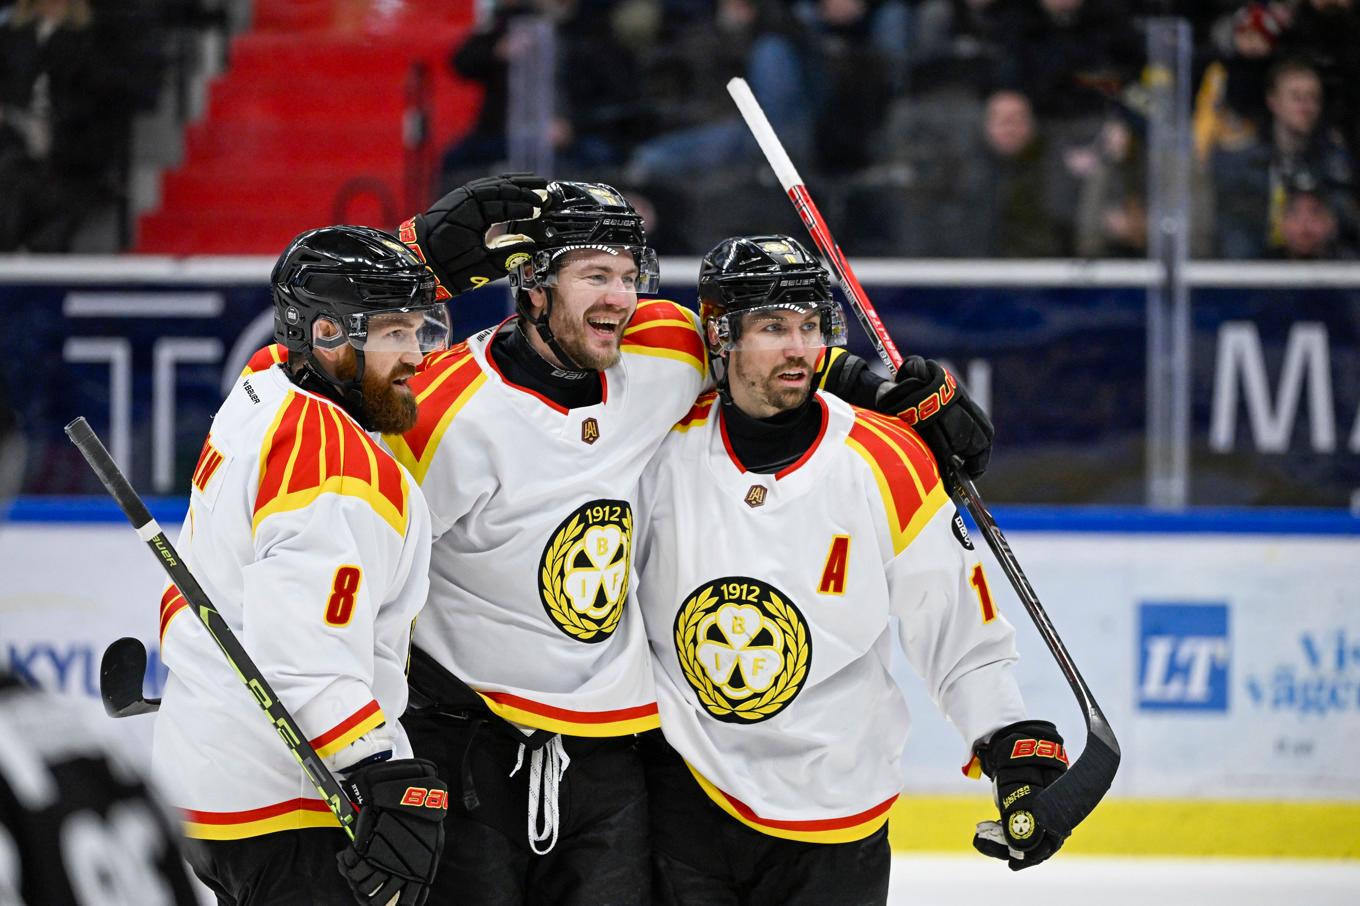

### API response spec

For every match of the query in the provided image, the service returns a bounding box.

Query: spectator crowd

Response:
[1,0,1357,259]
[441,0,1360,259]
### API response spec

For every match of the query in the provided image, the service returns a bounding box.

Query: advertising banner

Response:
[4,509,1356,803]
[1,263,1355,505]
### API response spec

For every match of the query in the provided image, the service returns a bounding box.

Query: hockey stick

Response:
[64,417,358,841]
[101,636,161,717]
[727,78,1119,842]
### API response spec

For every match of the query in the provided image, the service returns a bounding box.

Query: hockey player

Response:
[380,180,1002,906]
[152,226,451,906]
[240,179,995,905]
[0,671,202,905]
[634,235,1070,905]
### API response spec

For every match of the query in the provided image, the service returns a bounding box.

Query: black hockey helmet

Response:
[271,225,450,423]
[499,181,659,371]
[503,180,660,294]
[697,235,846,356]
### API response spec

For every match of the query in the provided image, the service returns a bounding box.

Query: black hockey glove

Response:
[972,720,1069,871]
[875,356,994,479]
[337,758,448,906]
[399,172,548,297]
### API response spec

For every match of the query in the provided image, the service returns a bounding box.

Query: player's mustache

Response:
[770,359,812,378]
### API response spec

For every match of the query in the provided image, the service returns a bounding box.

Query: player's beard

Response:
[732,355,813,415]
[549,302,627,371]
[335,352,419,434]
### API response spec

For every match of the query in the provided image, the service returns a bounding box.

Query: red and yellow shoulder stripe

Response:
[240,343,288,378]
[673,391,719,433]
[384,342,486,484]
[844,409,949,555]
[687,764,897,844]
[254,392,409,537]
[476,690,660,737]
[621,300,707,376]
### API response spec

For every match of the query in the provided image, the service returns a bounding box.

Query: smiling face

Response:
[726,308,825,418]
[526,248,640,371]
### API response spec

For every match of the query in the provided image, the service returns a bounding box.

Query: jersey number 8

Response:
[326,565,363,626]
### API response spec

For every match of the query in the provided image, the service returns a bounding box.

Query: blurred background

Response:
[0,0,1356,897]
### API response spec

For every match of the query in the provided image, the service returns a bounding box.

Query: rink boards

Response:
[2,501,1355,858]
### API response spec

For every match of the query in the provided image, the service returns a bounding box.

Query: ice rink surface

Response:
[888,855,1360,905]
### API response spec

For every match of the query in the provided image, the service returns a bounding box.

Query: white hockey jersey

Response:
[383,300,709,736]
[635,391,1026,843]
[151,364,432,840]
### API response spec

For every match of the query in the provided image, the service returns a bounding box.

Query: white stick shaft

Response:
[726,78,803,191]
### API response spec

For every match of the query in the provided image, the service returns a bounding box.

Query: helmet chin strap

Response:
[525,286,592,378]
[293,347,376,430]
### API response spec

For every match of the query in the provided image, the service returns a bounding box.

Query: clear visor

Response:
[714,302,848,354]
[536,245,661,294]
[336,306,452,355]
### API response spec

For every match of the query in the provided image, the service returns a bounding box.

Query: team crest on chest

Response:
[538,499,632,643]
[581,417,600,445]
[744,485,767,508]
[673,576,811,723]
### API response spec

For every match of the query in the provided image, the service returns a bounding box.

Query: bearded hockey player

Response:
[237,177,998,905]
[152,226,451,906]
[634,235,1070,905]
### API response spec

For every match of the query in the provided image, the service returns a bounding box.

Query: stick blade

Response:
[100,637,160,717]
[1032,714,1120,838]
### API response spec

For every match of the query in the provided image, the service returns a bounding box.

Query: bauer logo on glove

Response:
[894,367,956,425]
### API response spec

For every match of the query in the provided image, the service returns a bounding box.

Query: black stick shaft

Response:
[64,417,358,839]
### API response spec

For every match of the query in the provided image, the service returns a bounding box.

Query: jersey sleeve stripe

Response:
[181,798,339,839]
[847,412,948,555]
[308,699,385,759]
[477,690,661,736]
[159,585,188,643]
[386,349,486,485]
[685,764,898,843]
[673,392,719,432]
[254,394,409,537]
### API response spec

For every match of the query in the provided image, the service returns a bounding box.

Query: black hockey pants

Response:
[403,707,650,905]
[641,731,891,906]
[187,827,353,905]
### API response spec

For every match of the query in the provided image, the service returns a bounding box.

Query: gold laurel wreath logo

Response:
[674,583,810,723]
[540,508,631,642]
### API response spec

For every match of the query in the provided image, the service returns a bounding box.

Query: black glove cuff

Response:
[344,758,448,824]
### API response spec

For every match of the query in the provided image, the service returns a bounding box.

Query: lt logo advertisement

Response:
[674,576,810,723]
[539,499,632,643]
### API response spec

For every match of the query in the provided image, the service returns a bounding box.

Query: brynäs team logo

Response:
[539,499,632,643]
[674,576,810,723]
